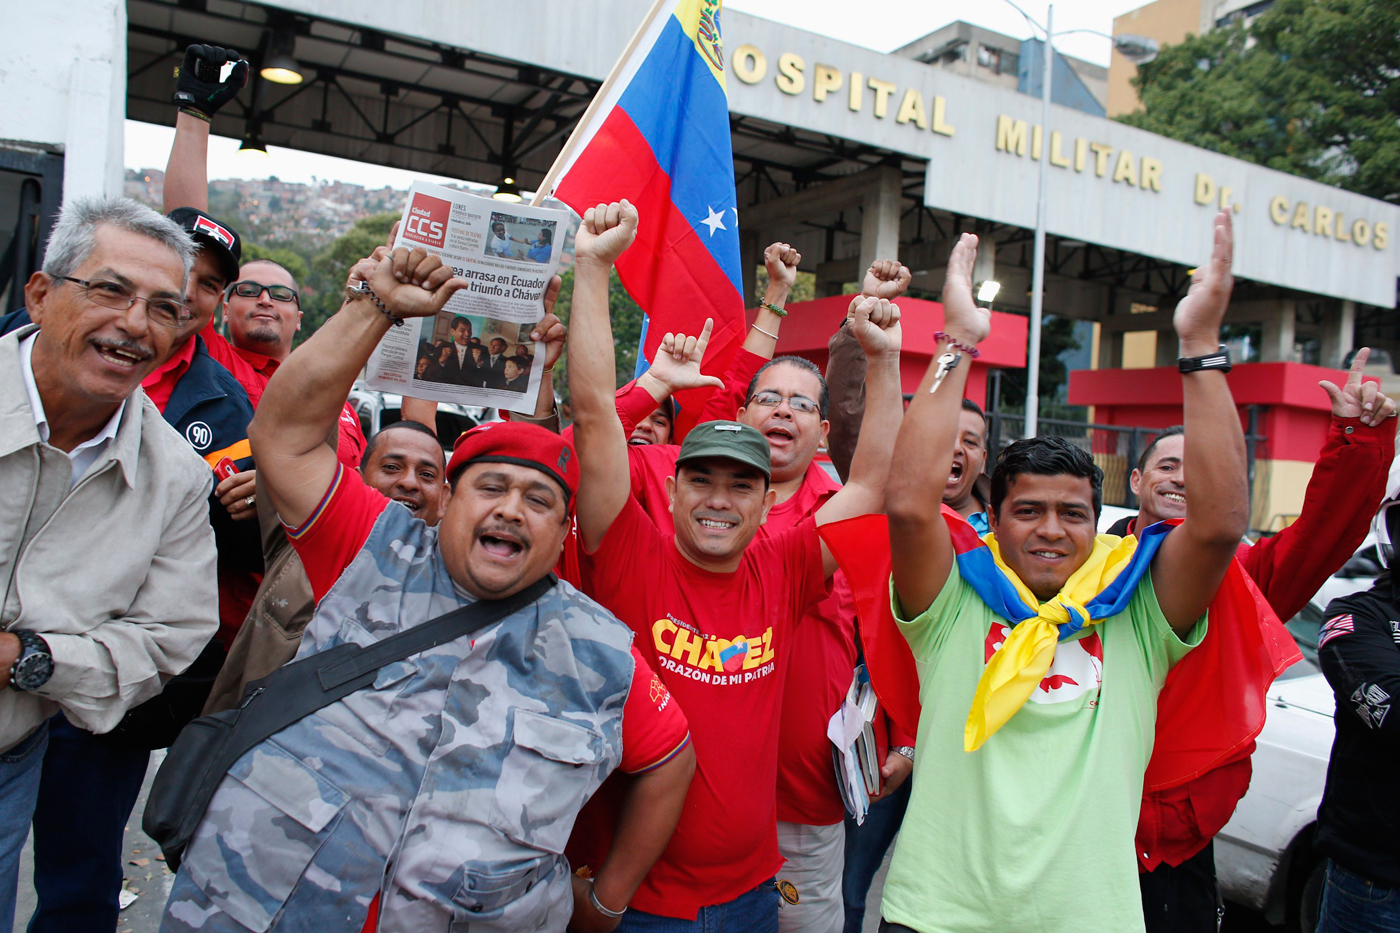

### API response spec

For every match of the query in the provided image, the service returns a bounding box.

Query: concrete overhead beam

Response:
[741,165,902,231]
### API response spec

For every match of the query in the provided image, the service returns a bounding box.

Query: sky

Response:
[123,0,1152,190]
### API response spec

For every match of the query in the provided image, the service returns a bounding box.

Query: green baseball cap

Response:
[675,420,771,480]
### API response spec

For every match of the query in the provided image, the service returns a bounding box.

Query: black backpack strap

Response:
[317,574,557,690]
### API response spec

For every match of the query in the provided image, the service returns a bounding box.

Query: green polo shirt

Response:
[880,561,1205,933]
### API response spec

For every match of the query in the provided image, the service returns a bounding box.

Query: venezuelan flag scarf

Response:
[947,513,1170,750]
[819,509,1298,788]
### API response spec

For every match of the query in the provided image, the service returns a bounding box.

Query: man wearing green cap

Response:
[564,199,905,933]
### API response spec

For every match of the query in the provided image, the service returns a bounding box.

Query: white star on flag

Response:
[700,206,727,236]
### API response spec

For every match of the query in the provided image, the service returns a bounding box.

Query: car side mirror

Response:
[1338,555,1381,579]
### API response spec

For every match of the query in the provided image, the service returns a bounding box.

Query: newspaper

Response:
[365,181,570,415]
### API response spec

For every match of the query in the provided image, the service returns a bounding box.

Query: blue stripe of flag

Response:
[616,14,744,300]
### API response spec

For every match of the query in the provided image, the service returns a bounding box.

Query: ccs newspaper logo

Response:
[403,193,450,249]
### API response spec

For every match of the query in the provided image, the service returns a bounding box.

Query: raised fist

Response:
[764,242,801,291]
[173,44,248,118]
[574,201,639,268]
[1173,210,1235,355]
[847,296,902,358]
[367,247,468,319]
[940,233,991,347]
[862,259,911,300]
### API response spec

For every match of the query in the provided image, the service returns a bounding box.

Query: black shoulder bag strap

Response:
[146,573,557,869]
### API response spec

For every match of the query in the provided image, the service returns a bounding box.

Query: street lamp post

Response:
[1025,3,1054,439]
[1000,1,1158,438]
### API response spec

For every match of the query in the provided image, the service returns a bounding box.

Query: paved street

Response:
[14,761,1279,933]
[15,751,171,933]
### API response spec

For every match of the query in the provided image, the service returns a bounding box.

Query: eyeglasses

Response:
[228,280,299,305]
[747,390,820,414]
[54,276,193,328]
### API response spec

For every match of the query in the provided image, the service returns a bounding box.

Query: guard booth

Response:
[0,145,63,313]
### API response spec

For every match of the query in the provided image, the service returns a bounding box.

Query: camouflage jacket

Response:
[162,503,636,933]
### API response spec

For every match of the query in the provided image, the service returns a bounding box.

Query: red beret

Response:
[446,421,579,510]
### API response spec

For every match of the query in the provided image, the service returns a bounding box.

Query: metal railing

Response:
[983,407,1266,510]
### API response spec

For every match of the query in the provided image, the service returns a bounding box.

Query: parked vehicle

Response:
[347,384,499,453]
[1215,601,1335,932]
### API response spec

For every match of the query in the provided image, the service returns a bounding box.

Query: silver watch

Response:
[10,630,53,692]
[891,745,916,763]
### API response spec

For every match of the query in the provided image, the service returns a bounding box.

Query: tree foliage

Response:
[993,314,1081,411]
[550,266,647,405]
[296,212,400,342]
[1119,0,1400,204]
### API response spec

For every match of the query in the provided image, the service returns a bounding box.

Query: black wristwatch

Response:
[1178,344,1232,375]
[9,630,54,692]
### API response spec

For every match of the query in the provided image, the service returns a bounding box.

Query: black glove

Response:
[173,44,249,118]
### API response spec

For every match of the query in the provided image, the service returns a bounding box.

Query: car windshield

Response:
[1281,602,1323,678]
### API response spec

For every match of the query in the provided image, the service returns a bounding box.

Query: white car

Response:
[1215,602,1336,932]
[347,383,500,453]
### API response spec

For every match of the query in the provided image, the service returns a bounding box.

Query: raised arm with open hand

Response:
[814,295,904,575]
[1150,210,1250,634]
[568,200,643,552]
[887,233,989,616]
[248,247,469,527]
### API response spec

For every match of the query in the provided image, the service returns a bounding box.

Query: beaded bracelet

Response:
[759,299,788,318]
[347,282,404,327]
[934,331,981,358]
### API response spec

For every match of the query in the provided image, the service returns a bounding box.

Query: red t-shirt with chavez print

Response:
[571,494,828,919]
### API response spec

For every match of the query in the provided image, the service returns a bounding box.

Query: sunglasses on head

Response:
[228,280,299,304]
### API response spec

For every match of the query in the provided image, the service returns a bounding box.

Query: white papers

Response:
[365,181,570,415]
[828,665,883,825]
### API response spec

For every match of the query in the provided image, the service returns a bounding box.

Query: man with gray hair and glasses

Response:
[0,196,218,933]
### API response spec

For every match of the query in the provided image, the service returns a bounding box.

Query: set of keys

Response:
[929,350,961,394]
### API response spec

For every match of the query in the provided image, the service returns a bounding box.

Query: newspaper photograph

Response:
[364,180,570,414]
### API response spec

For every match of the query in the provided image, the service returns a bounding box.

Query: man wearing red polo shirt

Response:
[159,43,366,486]
[1112,349,1397,932]
[566,199,905,933]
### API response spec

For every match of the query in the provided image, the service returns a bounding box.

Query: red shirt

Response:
[1136,416,1394,870]
[555,349,769,588]
[200,323,367,468]
[140,335,198,413]
[769,464,863,826]
[573,495,827,918]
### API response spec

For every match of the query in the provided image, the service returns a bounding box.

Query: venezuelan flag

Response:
[552,0,744,422]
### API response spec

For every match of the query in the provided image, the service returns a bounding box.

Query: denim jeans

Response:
[26,712,150,933]
[841,779,911,933]
[617,879,780,933]
[1316,860,1400,933]
[0,724,50,933]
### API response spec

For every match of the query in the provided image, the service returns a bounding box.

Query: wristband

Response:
[346,282,403,327]
[754,324,779,341]
[1177,344,1232,374]
[178,106,212,124]
[588,881,626,919]
[934,331,981,359]
[759,299,787,318]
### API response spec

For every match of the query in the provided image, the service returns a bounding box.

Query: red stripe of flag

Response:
[556,108,745,435]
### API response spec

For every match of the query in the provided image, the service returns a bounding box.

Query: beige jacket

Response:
[0,325,218,751]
